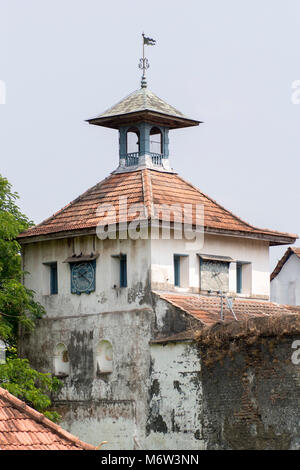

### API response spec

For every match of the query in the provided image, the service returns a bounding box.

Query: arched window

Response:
[126,127,140,154]
[150,127,163,154]
[54,343,70,377]
[96,340,113,375]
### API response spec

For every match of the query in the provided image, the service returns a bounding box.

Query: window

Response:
[54,343,70,377]
[95,340,113,375]
[50,263,58,295]
[120,254,127,288]
[126,127,140,154]
[174,254,189,288]
[236,262,242,293]
[235,261,252,295]
[111,254,127,288]
[174,255,180,286]
[43,262,58,295]
[198,254,233,292]
[150,127,163,154]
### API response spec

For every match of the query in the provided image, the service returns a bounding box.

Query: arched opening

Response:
[54,343,70,377]
[126,127,140,154]
[150,127,163,154]
[96,340,113,375]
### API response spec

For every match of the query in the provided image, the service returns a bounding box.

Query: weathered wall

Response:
[200,334,300,450]
[21,308,154,449]
[145,341,205,450]
[22,235,152,318]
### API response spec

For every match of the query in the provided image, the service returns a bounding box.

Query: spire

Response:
[139,33,156,88]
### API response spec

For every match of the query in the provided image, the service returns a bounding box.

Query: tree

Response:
[0,175,61,422]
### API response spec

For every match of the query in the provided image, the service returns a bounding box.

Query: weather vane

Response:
[139,33,156,88]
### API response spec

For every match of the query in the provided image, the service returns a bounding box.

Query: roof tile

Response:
[0,387,95,450]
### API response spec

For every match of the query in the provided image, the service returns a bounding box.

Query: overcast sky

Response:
[1,0,299,270]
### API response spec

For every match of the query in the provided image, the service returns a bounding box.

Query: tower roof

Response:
[18,169,297,246]
[87,87,201,129]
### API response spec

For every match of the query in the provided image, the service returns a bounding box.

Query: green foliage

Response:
[0,354,61,423]
[0,175,45,342]
[0,175,61,422]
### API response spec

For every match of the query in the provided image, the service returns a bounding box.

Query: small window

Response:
[174,254,189,288]
[96,340,113,375]
[150,127,163,154]
[236,263,242,293]
[54,343,70,377]
[126,127,140,154]
[174,255,180,286]
[120,254,127,288]
[50,263,58,295]
[235,261,252,295]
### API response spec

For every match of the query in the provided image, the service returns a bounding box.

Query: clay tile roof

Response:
[0,387,95,450]
[156,292,297,326]
[18,169,297,246]
[86,88,200,129]
[271,247,300,281]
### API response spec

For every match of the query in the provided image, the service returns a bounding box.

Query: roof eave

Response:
[86,109,201,130]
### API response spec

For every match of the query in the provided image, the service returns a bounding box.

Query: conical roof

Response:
[87,88,201,129]
[18,169,297,246]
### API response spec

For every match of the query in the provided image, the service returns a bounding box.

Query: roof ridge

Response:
[270,246,300,281]
[0,387,95,450]
[141,169,153,218]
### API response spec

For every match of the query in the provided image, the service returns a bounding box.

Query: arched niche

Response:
[126,127,140,154]
[96,340,113,375]
[150,126,163,154]
[54,342,70,377]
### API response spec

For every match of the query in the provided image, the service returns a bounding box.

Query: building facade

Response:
[18,76,298,449]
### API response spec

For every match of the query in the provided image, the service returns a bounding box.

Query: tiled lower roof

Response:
[271,247,300,281]
[18,169,297,245]
[0,387,95,450]
[156,292,299,326]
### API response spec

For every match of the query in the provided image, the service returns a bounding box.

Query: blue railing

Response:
[122,152,164,167]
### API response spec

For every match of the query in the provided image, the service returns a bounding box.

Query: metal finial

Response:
[139,33,156,88]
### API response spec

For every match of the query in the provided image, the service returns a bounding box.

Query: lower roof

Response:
[156,292,300,326]
[0,387,95,450]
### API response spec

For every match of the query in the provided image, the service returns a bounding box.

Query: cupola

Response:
[86,34,201,173]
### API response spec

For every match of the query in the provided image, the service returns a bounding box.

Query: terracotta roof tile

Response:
[156,292,296,326]
[0,387,95,450]
[18,169,297,246]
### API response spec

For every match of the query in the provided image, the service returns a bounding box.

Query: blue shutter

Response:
[236,263,242,293]
[50,263,58,295]
[174,255,180,287]
[120,255,127,288]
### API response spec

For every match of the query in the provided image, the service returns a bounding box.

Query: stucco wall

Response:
[22,235,152,317]
[271,254,300,305]
[145,341,204,450]
[151,233,270,298]
[21,307,154,449]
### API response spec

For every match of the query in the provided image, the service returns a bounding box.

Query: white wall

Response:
[271,254,300,305]
[151,233,270,298]
[145,341,204,450]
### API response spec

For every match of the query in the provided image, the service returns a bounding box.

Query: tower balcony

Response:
[122,152,164,167]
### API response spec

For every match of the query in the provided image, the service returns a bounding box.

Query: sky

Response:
[0,0,299,270]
